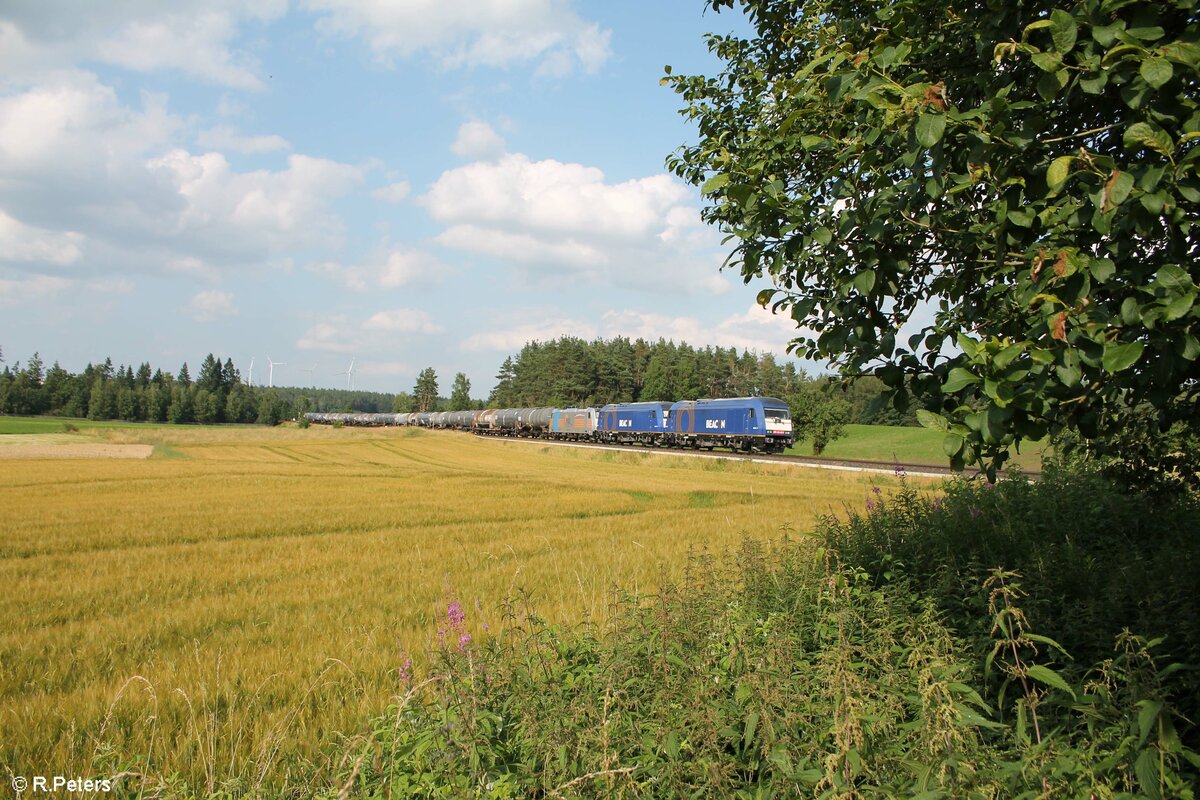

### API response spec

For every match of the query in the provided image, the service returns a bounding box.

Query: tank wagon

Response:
[305,397,792,453]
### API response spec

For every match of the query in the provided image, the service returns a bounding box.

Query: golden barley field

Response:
[0,423,917,792]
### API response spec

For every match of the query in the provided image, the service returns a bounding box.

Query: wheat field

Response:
[0,423,915,792]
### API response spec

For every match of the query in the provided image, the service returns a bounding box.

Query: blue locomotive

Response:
[305,396,794,454]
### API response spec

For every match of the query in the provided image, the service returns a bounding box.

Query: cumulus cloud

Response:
[451,121,505,160]
[305,0,610,75]
[424,152,729,292]
[0,3,285,88]
[0,274,71,306]
[362,308,442,333]
[460,304,806,356]
[460,316,599,352]
[370,181,412,203]
[147,150,364,253]
[196,125,290,154]
[298,308,444,353]
[307,247,444,292]
[0,209,83,266]
[0,71,363,280]
[186,289,239,321]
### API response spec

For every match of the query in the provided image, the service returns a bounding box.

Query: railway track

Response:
[475,433,1039,479]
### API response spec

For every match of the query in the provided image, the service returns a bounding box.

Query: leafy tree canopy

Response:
[668,0,1200,474]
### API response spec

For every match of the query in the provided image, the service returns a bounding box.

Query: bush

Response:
[332,538,1198,798]
[822,466,1200,745]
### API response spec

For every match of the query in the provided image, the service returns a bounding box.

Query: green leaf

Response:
[1090,258,1116,283]
[1046,155,1074,191]
[1124,122,1174,156]
[1102,341,1144,372]
[1135,749,1162,800]
[1138,700,1163,746]
[852,269,876,294]
[943,433,965,457]
[942,367,980,392]
[1163,293,1194,321]
[1026,664,1076,697]
[1049,9,1078,53]
[915,113,946,147]
[1140,57,1173,89]
[813,226,832,245]
[916,409,950,432]
[701,173,730,195]
[1155,265,1193,292]
[1031,51,1063,72]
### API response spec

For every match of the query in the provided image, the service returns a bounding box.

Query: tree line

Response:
[0,352,395,425]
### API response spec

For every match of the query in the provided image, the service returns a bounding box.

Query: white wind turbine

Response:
[298,365,315,385]
[338,358,356,391]
[267,355,286,388]
[247,357,255,387]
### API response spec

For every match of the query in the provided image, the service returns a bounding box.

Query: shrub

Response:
[332,540,1198,798]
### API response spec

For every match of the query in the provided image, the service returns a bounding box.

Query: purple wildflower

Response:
[448,601,465,627]
[458,633,472,651]
[866,499,878,512]
[894,465,907,478]
[398,656,412,684]
[871,486,881,495]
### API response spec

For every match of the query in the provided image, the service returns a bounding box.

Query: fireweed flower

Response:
[866,499,877,512]
[398,657,412,684]
[871,486,881,495]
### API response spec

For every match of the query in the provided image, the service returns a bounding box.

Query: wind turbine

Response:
[338,358,356,391]
[267,355,286,388]
[298,365,315,385]
[247,357,255,387]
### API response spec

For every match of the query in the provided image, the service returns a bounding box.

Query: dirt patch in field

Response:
[0,444,153,459]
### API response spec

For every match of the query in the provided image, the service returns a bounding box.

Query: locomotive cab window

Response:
[764,408,790,424]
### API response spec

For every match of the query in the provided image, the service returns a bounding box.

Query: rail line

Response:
[473,433,1038,479]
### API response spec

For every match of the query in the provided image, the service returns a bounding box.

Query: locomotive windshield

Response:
[764,407,790,423]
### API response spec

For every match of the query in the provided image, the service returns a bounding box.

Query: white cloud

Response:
[424,152,728,292]
[601,305,805,354]
[307,247,444,292]
[0,209,83,266]
[148,150,364,252]
[186,289,238,321]
[0,274,72,306]
[298,308,444,353]
[362,308,442,333]
[371,181,411,203]
[461,316,598,352]
[459,304,805,356]
[451,121,505,160]
[305,0,610,75]
[196,125,290,154]
[0,72,362,281]
[0,3,285,89]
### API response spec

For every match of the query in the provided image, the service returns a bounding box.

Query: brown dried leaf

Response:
[1050,311,1069,342]
[1031,248,1046,281]
[922,81,948,110]
[1053,250,1069,277]
[1102,170,1119,213]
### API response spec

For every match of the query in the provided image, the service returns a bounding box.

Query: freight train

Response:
[305,396,795,454]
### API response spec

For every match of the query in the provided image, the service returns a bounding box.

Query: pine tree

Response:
[413,367,439,413]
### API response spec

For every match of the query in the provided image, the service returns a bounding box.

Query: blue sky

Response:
[0,1,810,395]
